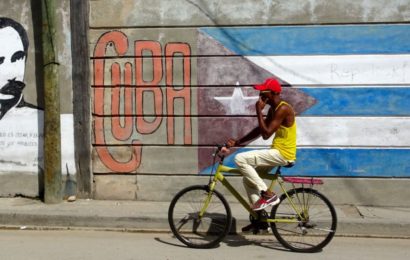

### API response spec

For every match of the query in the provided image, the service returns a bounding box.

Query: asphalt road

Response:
[0,230,409,260]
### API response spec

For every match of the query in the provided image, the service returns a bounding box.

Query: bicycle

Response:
[168,144,337,253]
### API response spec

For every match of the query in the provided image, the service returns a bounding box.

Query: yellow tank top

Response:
[271,101,297,161]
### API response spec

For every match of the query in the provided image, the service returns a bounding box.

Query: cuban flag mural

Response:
[198,24,410,177]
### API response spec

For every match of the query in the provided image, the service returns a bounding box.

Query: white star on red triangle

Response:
[214,82,259,115]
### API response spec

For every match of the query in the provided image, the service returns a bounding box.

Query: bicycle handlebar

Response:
[212,144,229,161]
[213,143,226,153]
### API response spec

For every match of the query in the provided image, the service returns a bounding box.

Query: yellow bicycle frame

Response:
[200,162,305,223]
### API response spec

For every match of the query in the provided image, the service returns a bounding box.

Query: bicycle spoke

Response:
[270,188,337,252]
[175,214,192,231]
[168,186,232,248]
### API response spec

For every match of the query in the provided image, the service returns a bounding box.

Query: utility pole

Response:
[42,0,62,204]
[70,0,92,198]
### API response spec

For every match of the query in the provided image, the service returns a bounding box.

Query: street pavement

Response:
[2,230,410,260]
[0,197,409,238]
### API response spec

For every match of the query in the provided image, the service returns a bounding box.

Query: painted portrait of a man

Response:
[0,17,38,120]
[0,17,43,174]
[0,17,75,192]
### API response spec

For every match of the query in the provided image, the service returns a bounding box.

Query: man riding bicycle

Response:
[224,78,297,231]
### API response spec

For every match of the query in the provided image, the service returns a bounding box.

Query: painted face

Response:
[0,26,26,100]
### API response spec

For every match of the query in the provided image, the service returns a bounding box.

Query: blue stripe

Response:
[201,25,410,55]
[299,87,410,116]
[200,148,410,177]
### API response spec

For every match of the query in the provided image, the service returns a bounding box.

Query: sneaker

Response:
[251,191,280,211]
[241,222,269,234]
[241,222,255,232]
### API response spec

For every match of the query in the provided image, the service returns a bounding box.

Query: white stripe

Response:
[249,117,410,147]
[247,55,410,85]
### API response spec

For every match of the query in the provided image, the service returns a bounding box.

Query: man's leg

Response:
[235,149,287,204]
[236,149,289,232]
[236,150,268,204]
[242,177,262,205]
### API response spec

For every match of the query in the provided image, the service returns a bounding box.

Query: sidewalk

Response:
[0,197,409,238]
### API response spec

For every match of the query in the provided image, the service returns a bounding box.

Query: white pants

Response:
[235,149,289,204]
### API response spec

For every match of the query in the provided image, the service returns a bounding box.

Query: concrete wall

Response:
[4,0,408,206]
[0,0,75,197]
[89,0,410,206]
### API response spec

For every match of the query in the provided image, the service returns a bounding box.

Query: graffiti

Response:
[0,17,75,176]
[0,17,42,173]
[0,17,38,119]
[199,25,410,177]
[93,30,192,173]
[92,25,410,177]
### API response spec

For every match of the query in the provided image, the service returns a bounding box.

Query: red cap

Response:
[254,78,282,93]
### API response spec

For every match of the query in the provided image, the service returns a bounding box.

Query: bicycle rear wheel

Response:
[168,185,232,248]
[270,188,337,253]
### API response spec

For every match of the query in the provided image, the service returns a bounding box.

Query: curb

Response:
[0,198,409,238]
[1,212,410,239]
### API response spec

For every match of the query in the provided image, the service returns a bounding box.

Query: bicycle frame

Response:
[201,159,304,223]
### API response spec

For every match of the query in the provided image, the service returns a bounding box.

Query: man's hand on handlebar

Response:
[220,138,237,155]
[220,146,230,155]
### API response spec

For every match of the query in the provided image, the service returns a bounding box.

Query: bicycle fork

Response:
[198,183,215,219]
[198,170,222,219]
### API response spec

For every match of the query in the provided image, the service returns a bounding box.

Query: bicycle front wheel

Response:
[168,185,232,248]
[270,188,337,253]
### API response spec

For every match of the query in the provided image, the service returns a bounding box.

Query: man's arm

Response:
[257,104,287,140]
[235,126,260,146]
[226,126,260,148]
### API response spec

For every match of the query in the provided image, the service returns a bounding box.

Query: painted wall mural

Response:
[93,30,194,173]
[0,17,75,175]
[199,25,410,177]
[92,24,410,177]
